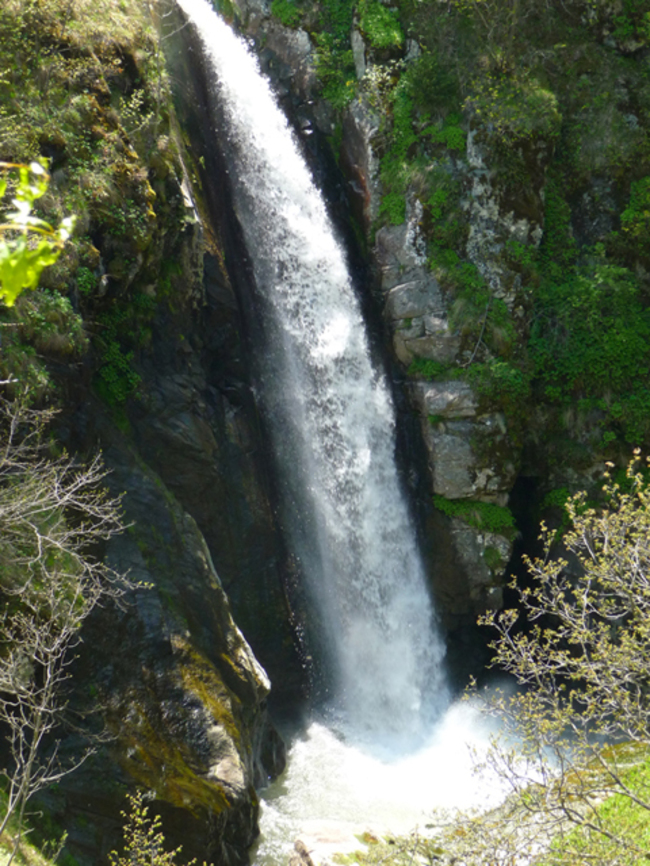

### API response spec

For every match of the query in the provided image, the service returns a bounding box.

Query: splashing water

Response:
[255,699,506,866]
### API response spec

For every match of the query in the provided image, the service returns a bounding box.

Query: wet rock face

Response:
[341,97,382,228]
[160,6,309,711]
[375,203,460,367]
[39,432,285,866]
[372,198,516,617]
[129,304,304,709]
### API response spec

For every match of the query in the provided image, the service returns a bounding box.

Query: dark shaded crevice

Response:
[159,8,311,714]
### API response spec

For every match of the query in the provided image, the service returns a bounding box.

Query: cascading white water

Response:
[176,0,448,746]
[179,0,446,738]
[175,3,509,861]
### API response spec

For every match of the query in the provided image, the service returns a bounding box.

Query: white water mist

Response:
[177,0,448,746]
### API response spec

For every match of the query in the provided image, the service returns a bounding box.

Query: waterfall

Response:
[176,0,448,747]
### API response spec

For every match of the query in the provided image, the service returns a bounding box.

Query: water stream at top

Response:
[175,1,497,859]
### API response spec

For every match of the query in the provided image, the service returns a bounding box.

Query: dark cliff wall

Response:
[0,1,298,863]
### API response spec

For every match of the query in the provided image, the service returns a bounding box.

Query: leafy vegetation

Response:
[93,290,156,406]
[0,0,190,409]
[110,792,204,866]
[454,455,650,864]
[358,0,403,50]
[0,162,74,307]
[406,357,448,380]
[433,495,516,534]
[466,359,530,413]
[270,0,303,28]
[0,162,86,399]
[531,179,650,445]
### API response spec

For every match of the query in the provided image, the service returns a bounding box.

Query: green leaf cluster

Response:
[483,545,502,570]
[270,0,358,109]
[466,358,531,410]
[269,0,303,27]
[110,792,202,866]
[433,494,516,534]
[423,113,466,152]
[313,32,356,109]
[406,357,449,379]
[0,162,74,307]
[378,77,418,225]
[358,0,404,50]
[609,0,650,45]
[93,292,155,406]
[618,176,650,262]
[530,229,650,444]
[466,74,561,146]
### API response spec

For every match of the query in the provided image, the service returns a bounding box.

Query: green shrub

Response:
[311,0,356,108]
[407,54,459,116]
[93,292,155,406]
[433,495,516,534]
[610,0,650,45]
[530,250,650,442]
[424,113,466,151]
[526,166,650,446]
[483,545,502,571]
[76,266,98,297]
[426,172,467,256]
[110,791,197,866]
[466,73,561,146]
[270,0,302,28]
[358,0,404,50]
[619,176,650,260]
[313,33,356,109]
[94,339,140,406]
[378,77,419,225]
[407,358,449,379]
[466,359,530,408]
[19,289,87,356]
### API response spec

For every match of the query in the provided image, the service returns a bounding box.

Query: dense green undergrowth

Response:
[433,494,516,536]
[0,0,189,408]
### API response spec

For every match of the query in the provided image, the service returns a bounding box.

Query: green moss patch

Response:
[433,495,516,536]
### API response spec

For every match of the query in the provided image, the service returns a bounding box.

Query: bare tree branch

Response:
[0,397,127,862]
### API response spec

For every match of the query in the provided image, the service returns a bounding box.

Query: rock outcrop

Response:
[374,199,517,613]
[39,432,284,866]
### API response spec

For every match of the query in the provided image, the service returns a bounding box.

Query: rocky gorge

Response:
[0,0,649,862]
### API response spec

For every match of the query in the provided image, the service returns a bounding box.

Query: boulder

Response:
[410,380,477,419]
